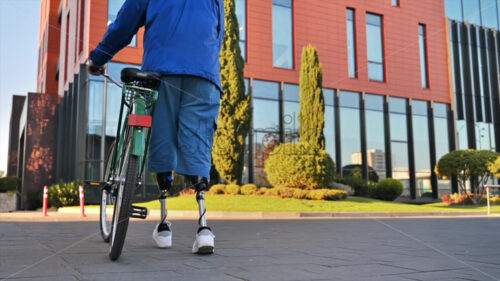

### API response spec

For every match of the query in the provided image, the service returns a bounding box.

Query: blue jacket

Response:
[90,0,225,92]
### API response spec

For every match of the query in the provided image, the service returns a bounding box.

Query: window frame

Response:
[272,0,295,69]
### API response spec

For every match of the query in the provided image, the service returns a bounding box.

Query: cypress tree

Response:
[298,46,325,149]
[212,0,251,184]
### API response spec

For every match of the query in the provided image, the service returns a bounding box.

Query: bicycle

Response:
[90,67,161,261]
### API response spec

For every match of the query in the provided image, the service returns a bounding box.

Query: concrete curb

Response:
[56,207,495,219]
[1,209,498,222]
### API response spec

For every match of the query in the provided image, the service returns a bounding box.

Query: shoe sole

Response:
[196,246,214,254]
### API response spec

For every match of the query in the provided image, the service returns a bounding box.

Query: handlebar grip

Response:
[89,64,104,74]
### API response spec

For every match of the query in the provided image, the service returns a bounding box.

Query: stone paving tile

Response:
[1,218,500,281]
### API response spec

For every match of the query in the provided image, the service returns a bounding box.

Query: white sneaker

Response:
[153,222,172,248]
[192,227,215,254]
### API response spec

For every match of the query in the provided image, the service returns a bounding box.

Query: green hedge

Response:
[0,177,20,193]
[372,178,404,201]
[264,142,335,189]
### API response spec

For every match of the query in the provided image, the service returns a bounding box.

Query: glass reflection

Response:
[365,94,385,180]
[340,92,361,172]
[412,100,431,197]
[390,97,409,193]
[272,0,293,68]
[434,103,451,196]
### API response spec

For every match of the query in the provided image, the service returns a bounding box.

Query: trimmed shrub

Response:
[264,187,296,198]
[335,177,374,197]
[307,189,348,201]
[240,184,258,195]
[48,180,82,208]
[372,178,404,201]
[209,184,226,195]
[257,187,269,196]
[0,177,21,193]
[265,142,335,189]
[225,184,241,195]
[293,189,309,199]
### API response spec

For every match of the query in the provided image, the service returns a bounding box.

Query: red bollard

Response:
[79,185,86,217]
[42,185,48,216]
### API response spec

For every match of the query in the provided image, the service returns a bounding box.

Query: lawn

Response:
[71,195,500,213]
[121,195,500,213]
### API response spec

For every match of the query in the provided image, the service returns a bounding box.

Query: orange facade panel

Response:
[44,0,451,102]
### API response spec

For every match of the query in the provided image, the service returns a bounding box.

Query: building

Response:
[8,0,500,207]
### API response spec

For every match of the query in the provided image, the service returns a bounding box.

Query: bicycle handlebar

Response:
[103,73,123,88]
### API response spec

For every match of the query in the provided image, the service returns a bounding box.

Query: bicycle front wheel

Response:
[109,137,139,261]
[100,141,116,243]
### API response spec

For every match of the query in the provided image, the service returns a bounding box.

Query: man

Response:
[88,0,224,254]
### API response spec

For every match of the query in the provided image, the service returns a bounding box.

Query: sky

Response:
[0,0,41,174]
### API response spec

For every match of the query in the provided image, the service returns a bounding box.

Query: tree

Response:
[435,149,500,204]
[298,45,325,149]
[212,0,251,184]
[488,156,500,178]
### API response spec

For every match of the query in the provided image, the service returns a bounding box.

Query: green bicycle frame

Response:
[109,85,158,182]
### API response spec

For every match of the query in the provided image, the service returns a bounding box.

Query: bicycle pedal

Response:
[130,205,148,219]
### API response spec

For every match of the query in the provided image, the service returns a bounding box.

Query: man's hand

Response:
[88,60,105,76]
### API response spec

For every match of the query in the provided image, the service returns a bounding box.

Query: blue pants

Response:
[148,75,220,178]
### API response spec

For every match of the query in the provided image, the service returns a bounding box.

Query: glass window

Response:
[272,0,294,68]
[456,120,468,149]
[253,99,280,131]
[235,0,247,60]
[253,80,279,99]
[340,91,361,171]
[366,13,385,81]
[390,97,406,114]
[392,0,400,7]
[481,0,498,28]
[347,9,357,78]
[365,94,386,180]
[389,98,409,193]
[325,104,335,163]
[365,94,384,111]
[283,83,300,102]
[434,103,451,196]
[108,0,137,47]
[445,0,463,21]
[419,25,429,88]
[86,80,104,181]
[340,91,360,108]
[463,0,481,25]
[323,88,335,106]
[412,101,432,197]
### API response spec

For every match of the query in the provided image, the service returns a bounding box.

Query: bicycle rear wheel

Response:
[109,134,139,261]
[100,141,116,243]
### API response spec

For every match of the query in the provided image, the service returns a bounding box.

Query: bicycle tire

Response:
[109,142,139,261]
[100,141,116,243]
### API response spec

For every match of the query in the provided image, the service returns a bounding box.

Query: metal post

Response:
[486,186,491,215]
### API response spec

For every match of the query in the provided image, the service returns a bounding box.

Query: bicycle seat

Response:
[121,68,162,90]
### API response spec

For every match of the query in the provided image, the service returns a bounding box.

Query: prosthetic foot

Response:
[152,172,173,248]
[188,176,215,254]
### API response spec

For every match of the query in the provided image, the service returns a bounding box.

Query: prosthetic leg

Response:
[188,176,215,254]
[152,172,173,248]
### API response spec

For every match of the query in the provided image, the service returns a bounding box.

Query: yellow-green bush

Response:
[306,189,348,201]
[240,184,258,195]
[293,189,309,199]
[265,142,335,189]
[48,180,82,208]
[257,187,269,196]
[225,184,241,195]
[491,196,500,203]
[209,184,226,195]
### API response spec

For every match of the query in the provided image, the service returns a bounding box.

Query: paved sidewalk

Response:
[1,218,499,281]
